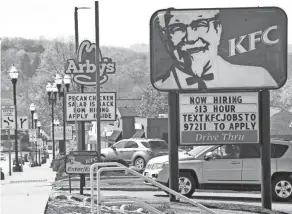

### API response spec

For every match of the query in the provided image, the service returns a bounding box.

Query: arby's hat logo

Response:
[65,40,116,86]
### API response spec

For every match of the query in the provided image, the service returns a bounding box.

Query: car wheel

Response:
[134,157,146,170]
[272,176,292,202]
[163,172,196,197]
[178,172,196,197]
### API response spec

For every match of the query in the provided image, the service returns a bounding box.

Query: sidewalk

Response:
[1,159,56,214]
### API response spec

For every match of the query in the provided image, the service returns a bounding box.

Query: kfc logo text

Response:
[228,25,279,57]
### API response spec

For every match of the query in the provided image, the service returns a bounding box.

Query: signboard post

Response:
[150,7,287,209]
[179,92,259,145]
[65,151,99,174]
[29,129,37,142]
[54,126,73,140]
[65,150,99,194]
[1,106,15,130]
[65,37,116,195]
[2,106,15,176]
[7,129,12,176]
[65,92,116,122]
[17,116,28,130]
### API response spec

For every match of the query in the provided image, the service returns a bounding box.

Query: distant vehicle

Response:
[13,157,25,165]
[0,153,6,161]
[101,138,169,169]
[0,167,4,180]
[143,139,292,202]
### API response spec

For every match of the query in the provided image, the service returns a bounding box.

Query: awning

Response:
[108,130,122,142]
[132,130,145,138]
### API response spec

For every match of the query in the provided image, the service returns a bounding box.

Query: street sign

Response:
[65,151,99,174]
[150,7,287,92]
[65,92,116,122]
[64,40,116,86]
[17,116,28,130]
[37,138,43,146]
[1,106,15,129]
[54,126,73,140]
[29,129,37,142]
[179,92,259,145]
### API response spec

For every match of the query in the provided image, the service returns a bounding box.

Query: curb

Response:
[56,176,139,182]
[192,195,261,202]
[88,176,139,180]
[55,186,159,191]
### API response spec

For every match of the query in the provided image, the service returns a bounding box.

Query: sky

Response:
[0,0,292,48]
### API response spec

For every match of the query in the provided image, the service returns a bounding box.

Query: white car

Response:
[143,139,292,202]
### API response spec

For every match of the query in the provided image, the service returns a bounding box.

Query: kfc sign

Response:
[65,40,116,86]
[150,7,287,92]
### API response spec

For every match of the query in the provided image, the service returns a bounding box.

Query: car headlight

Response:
[152,163,165,169]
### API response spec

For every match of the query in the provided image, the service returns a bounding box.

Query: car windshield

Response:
[141,141,168,150]
[186,146,211,157]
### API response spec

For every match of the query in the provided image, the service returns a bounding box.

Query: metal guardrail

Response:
[90,162,218,214]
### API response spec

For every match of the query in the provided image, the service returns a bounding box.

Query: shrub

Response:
[57,162,65,176]
[98,157,129,176]
[52,157,65,172]
[102,157,129,167]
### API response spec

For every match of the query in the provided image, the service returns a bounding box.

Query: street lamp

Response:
[46,82,58,159]
[30,103,36,129]
[33,113,39,166]
[33,113,38,129]
[41,131,47,163]
[37,121,41,165]
[74,7,91,52]
[8,65,22,172]
[55,74,71,155]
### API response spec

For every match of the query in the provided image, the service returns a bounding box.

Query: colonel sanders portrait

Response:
[152,9,278,90]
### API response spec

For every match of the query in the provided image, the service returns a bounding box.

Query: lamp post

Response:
[30,103,36,129]
[55,74,71,155]
[8,65,22,172]
[33,113,39,166]
[37,121,41,165]
[29,103,36,165]
[46,83,58,159]
[41,132,46,164]
[74,7,91,52]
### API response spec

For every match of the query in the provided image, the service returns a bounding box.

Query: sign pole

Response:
[75,99,83,195]
[95,1,101,162]
[260,90,272,209]
[168,92,179,202]
[19,135,23,170]
[69,174,72,193]
[8,129,12,176]
[74,6,84,192]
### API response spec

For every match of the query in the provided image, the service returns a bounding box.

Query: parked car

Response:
[0,153,6,161]
[13,157,25,165]
[24,154,29,162]
[101,138,169,169]
[143,139,292,202]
